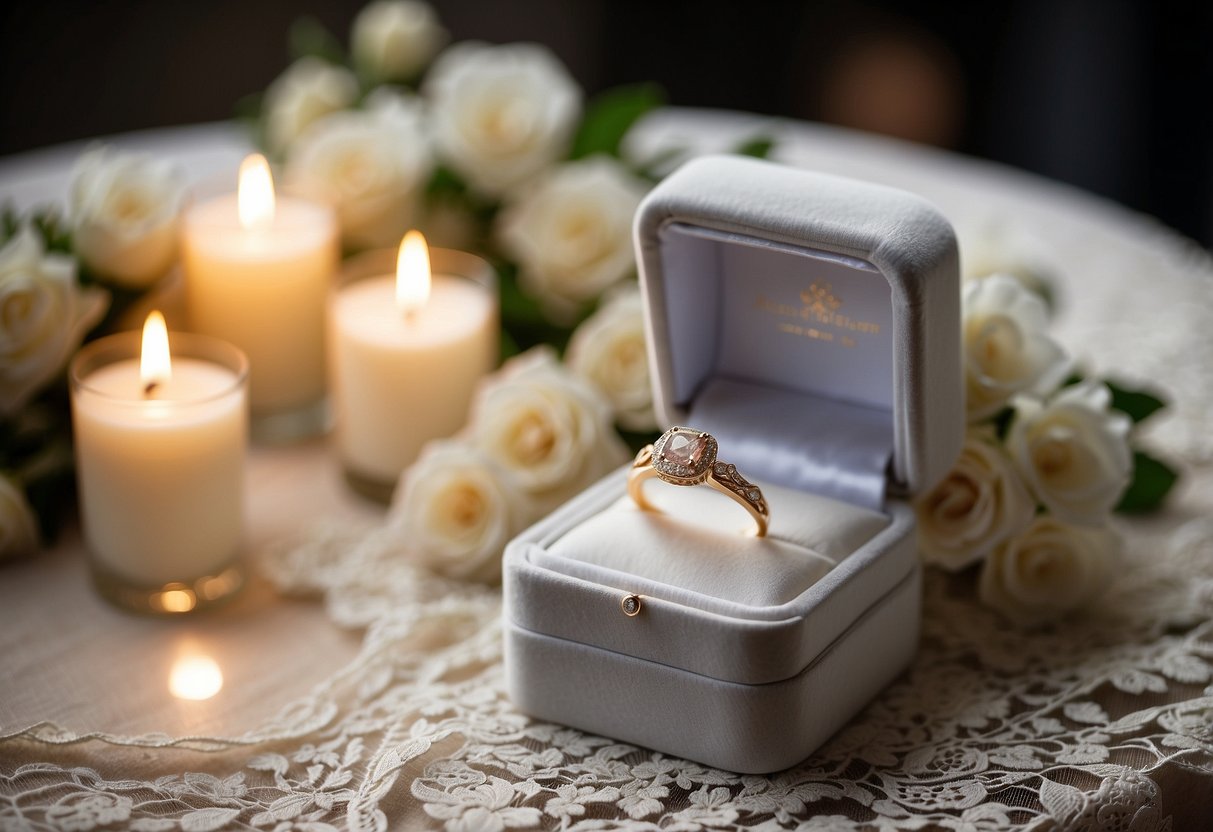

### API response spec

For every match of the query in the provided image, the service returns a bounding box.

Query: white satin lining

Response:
[656,222,894,411]
[690,377,892,509]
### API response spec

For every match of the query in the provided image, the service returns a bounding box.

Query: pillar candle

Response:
[182,154,337,418]
[329,232,497,497]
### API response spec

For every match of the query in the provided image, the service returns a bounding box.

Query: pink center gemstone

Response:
[666,432,708,467]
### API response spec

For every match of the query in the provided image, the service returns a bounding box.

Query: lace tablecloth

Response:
[2,111,1211,831]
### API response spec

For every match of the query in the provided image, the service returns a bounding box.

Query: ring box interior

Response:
[503,155,962,773]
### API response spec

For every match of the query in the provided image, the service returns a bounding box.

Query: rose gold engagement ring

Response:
[627,426,769,537]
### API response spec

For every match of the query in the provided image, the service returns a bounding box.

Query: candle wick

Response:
[144,381,160,398]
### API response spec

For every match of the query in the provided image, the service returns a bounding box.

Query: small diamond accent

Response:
[621,594,642,617]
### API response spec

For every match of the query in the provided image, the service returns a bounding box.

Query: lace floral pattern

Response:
[2,507,1211,831]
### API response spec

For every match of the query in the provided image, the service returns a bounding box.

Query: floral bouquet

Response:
[244,1,770,355]
[915,265,1178,626]
[1,148,189,556]
[234,3,774,579]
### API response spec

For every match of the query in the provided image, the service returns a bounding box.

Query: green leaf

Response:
[1104,379,1168,424]
[232,90,262,123]
[1115,450,1179,514]
[288,16,345,65]
[570,83,665,160]
[232,91,269,155]
[1,204,19,241]
[733,135,776,159]
[34,211,73,255]
[16,435,77,545]
[493,260,571,352]
[2,206,74,254]
[498,328,521,364]
[990,406,1015,441]
[618,428,661,455]
[425,165,468,200]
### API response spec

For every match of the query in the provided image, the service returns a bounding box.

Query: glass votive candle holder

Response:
[69,330,249,614]
[329,243,499,503]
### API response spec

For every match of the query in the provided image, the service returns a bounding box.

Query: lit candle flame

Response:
[141,310,172,396]
[238,153,276,232]
[168,652,224,700]
[396,230,432,317]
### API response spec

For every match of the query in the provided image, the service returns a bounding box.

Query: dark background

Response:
[1,0,1210,245]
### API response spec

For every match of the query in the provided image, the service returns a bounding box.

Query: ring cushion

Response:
[553,476,889,606]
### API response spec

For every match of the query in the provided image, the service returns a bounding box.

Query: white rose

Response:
[979,517,1116,625]
[498,157,646,319]
[69,147,186,289]
[0,474,38,560]
[472,348,628,514]
[0,228,107,415]
[263,57,358,155]
[352,0,447,83]
[390,441,522,583]
[915,430,1035,571]
[425,42,581,196]
[286,97,432,250]
[1008,381,1132,525]
[963,274,1069,421]
[566,286,657,431]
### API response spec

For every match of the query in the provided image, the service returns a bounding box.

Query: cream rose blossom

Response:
[425,42,580,196]
[1008,381,1133,525]
[0,228,107,415]
[264,57,358,155]
[915,430,1035,571]
[352,0,447,83]
[498,158,646,318]
[286,97,432,250]
[566,286,657,431]
[979,517,1116,625]
[69,147,186,289]
[390,441,522,583]
[0,474,39,560]
[962,274,1069,421]
[472,348,628,513]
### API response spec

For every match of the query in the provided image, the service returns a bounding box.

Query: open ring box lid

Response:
[503,155,962,773]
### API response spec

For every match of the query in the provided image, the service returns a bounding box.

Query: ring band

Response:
[627,426,769,537]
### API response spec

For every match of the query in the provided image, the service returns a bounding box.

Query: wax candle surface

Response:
[73,358,246,585]
[330,274,495,483]
[183,194,337,413]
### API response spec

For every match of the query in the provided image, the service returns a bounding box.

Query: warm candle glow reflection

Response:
[168,652,224,700]
[140,310,172,393]
[396,230,432,316]
[238,153,276,232]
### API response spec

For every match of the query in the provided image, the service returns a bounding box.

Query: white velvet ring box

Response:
[503,155,962,773]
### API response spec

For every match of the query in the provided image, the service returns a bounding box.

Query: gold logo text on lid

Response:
[755,282,881,347]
